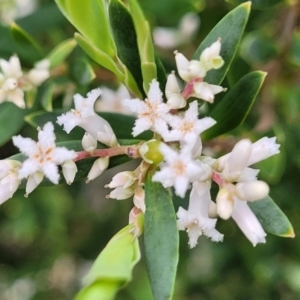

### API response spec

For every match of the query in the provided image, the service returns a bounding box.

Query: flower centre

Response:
[179,121,194,133]
[173,160,186,176]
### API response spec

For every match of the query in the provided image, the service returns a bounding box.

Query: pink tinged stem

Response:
[74,145,140,162]
[181,77,203,99]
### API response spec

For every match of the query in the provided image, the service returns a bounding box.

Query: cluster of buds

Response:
[0,55,50,108]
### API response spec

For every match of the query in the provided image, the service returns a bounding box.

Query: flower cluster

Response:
[118,40,280,247]
[0,55,50,108]
[0,39,282,249]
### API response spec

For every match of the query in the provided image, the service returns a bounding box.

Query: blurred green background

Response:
[0,0,300,299]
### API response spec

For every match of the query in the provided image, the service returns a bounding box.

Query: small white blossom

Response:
[199,39,224,71]
[25,59,50,87]
[165,72,186,109]
[177,181,223,248]
[108,186,134,200]
[165,100,216,144]
[192,81,225,103]
[152,143,209,198]
[106,171,136,189]
[122,79,170,137]
[57,89,118,147]
[12,122,76,185]
[0,55,25,108]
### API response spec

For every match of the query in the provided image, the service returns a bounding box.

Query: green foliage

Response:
[144,168,179,300]
[249,196,295,237]
[203,71,266,140]
[75,222,142,300]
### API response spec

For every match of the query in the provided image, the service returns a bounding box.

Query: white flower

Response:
[95,84,133,115]
[231,199,267,246]
[62,160,78,185]
[199,39,224,71]
[26,59,50,87]
[152,143,209,198]
[106,171,136,189]
[12,122,76,185]
[192,81,225,103]
[122,79,171,137]
[177,181,223,248]
[57,89,118,147]
[165,100,216,144]
[0,160,21,205]
[0,55,25,108]
[108,186,134,200]
[86,157,109,182]
[165,72,186,109]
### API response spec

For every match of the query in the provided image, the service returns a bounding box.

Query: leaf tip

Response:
[241,1,252,11]
[283,227,295,238]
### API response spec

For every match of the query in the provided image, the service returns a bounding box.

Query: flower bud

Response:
[174,51,190,82]
[82,132,97,153]
[223,139,252,181]
[108,186,134,200]
[86,157,109,182]
[133,186,145,212]
[62,160,78,185]
[216,187,234,220]
[106,171,136,189]
[0,173,21,205]
[235,181,269,202]
[25,172,44,197]
[188,60,206,78]
[138,140,164,164]
[200,39,224,71]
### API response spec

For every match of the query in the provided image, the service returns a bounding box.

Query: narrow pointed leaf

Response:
[71,58,96,86]
[39,81,54,112]
[249,196,295,238]
[128,0,157,92]
[226,0,284,10]
[0,103,27,146]
[10,22,44,60]
[193,2,251,85]
[202,71,266,140]
[74,33,125,81]
[55,0,116,56]
[46,38,77,68]
[109,0,145,97]
[144,167,179,300]
[75,223,141,300]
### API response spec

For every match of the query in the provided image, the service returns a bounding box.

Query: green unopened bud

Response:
[138,140,164,164]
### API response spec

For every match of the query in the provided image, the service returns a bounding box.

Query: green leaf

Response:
[109,0,145,97]
[74,33,125,81]
[144,167,179,300]
[74,222,142,300]
[249,196,295,238]
[25,111,152,140]
[38,81,54,112]
[193,2,251,85]
[288,31,300,67]
[202,71,266,140]
[55,0,116,56]
[0,103,27,146]
[128,0,157,92]
[46,38,77,68]
[226,0,284,10]
[10,22,44,60]
[70,58,96,86]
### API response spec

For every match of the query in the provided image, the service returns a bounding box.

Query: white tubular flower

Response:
[26,59,50,87]
[152,143,208,198]
[0,160,21,205]
[235,181,269,202]
[177,181,223,248]
[62,160,78,185]
[165,100,216,144]
[192,81,225,103]
[199,39,224,72]
[57,89,118,147]
[122,79,170,137]
[165,72,186,109]
[0,55,25,108]
[231,199,267,246]
[174,51,193,82]
[86,157,109,182]
[247,137,280,165]
[12,122,76,185]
